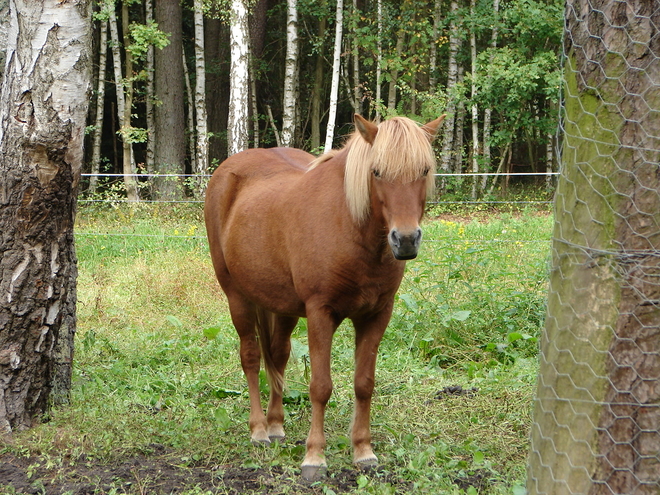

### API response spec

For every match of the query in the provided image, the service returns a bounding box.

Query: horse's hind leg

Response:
[227,296,270,444]
[264,315,298,441]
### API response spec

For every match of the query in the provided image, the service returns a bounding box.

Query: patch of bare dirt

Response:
[0,451,411,494]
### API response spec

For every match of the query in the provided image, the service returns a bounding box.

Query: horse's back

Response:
[205,147,314,228]
[211,147,314,183]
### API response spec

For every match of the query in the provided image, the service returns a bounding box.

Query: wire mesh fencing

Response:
[527,1,660,494]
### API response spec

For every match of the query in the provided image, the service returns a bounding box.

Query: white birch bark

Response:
[228,0,249,155]
[89,19,108,195]
[0,0,92,429]
[193,0,208,190]
[470,0,479,199]
[439,0,460,184]
[324,0,343,152]
[281,0,298,147]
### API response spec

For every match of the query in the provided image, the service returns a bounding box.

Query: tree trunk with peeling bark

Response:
[0,0,92,432]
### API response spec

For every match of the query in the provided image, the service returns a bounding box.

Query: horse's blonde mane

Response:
[344,117,436,224]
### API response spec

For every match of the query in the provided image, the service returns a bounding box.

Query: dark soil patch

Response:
[452,468,494,492]
[434,385,479,400]
[0,451,411,494]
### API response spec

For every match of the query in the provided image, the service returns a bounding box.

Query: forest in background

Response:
[1,0,564,201]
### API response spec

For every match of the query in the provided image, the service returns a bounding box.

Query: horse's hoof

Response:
[268,434,285,444]
[301,464,328,481]
[355,456,378,471]
[250,431,271,446]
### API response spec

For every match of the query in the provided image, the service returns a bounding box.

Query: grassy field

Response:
[1,204,553,494]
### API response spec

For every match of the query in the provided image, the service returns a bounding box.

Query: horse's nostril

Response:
[389,230,401,247]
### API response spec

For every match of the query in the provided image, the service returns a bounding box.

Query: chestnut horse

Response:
[204,114,444,480]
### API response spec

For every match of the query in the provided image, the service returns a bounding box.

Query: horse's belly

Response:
[223,250,306,317]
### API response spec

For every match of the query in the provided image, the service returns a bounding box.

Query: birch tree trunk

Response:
[281,0,298,147]
[481,0,499,192]
[324,0,343,151]
[469,0,479,199]
[193,0,208,195]
[89,19,108,196]
[228,0,250,155]
[0,0,92,431]
[108,4,138,201]
[439,0,460,186]
[528,1,660,492]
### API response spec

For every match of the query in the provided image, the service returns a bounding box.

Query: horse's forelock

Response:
[344,117,436,224]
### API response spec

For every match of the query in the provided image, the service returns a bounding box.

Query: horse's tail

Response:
[254,306,284,397]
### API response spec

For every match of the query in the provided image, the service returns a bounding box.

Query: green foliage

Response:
[127,20,171,59]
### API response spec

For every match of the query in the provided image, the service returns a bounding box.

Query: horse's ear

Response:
[421,114,446,142]
[354,114,378,145]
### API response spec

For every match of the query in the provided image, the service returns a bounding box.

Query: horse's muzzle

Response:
[389,227,422,260]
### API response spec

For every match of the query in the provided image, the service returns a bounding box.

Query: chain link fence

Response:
[527,1,660,494]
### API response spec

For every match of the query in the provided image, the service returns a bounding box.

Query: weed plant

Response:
[1,204,552,494]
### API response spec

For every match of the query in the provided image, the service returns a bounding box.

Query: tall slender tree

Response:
[481,0,499,192]
[324,0,343,152]
[108,2,139,201]
[439,0,461,184]
[89,19,108,196]
[281,0,298,147]
[469,0,479,199]
[193,0,208,195]
[227,0,249,155]
[228,0,250,155]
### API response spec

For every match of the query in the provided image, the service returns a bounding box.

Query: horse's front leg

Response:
[301,305,339,481]
[351,307,391,468]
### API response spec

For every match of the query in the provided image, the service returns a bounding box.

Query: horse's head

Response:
[347,114,445,260]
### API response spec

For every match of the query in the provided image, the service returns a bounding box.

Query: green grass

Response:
[1,204,552,494]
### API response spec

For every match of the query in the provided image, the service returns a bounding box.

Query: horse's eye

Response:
[422,168,430,177]
[372,169,381,178]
